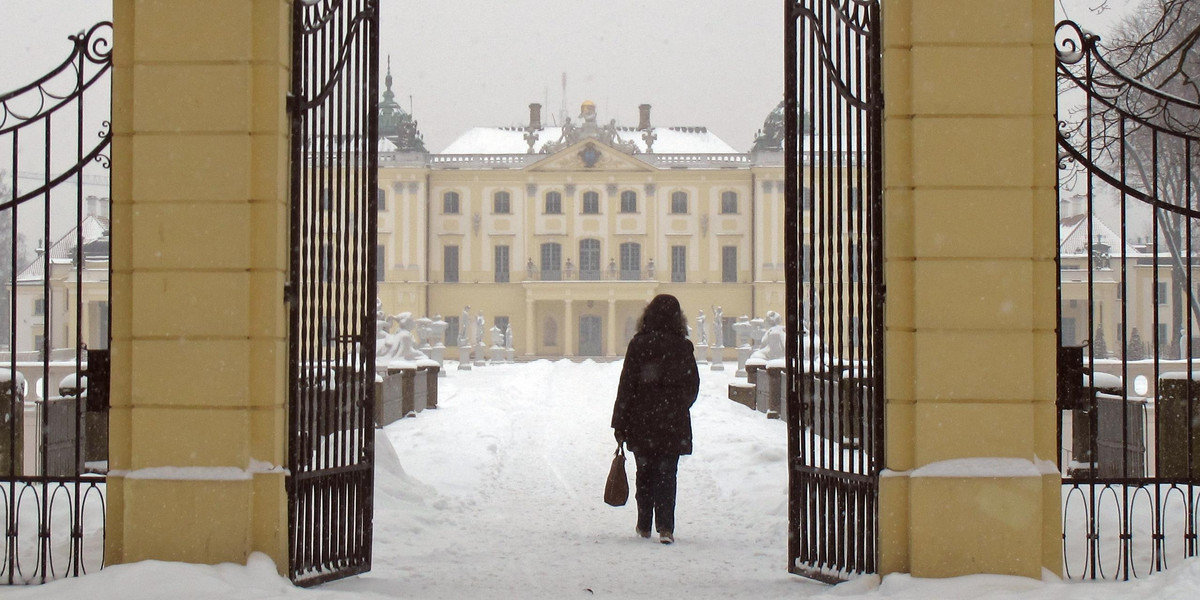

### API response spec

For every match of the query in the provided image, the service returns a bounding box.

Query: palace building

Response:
[375,71,788,359]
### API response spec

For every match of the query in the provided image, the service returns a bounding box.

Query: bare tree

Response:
[1059,0,1200,355]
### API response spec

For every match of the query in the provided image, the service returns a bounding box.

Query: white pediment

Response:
[526,140,655,173]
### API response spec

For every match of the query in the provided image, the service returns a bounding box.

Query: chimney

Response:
[637,104,652,131]
[529,103,543,130]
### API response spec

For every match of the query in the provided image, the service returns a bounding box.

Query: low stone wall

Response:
[733,363,785,420]
[375,364,440,427]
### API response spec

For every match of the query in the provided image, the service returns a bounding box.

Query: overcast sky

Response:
[0,0,1137,154]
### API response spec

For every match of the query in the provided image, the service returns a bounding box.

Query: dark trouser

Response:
[634,453,680,535]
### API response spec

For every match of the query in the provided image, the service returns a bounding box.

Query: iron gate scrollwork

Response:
[1,22,112,585]
[1056,19,1200,580]
[288,0,379,586]
[785,0,884,583]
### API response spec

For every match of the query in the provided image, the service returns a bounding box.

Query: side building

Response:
[376,87,786,359]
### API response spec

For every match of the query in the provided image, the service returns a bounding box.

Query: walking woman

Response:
[611,294,700,544]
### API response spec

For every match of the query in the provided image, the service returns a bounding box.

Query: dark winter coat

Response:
[611,330,700,456]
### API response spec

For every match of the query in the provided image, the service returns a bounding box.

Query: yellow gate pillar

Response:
[879,0,1061,578]
[108,0,291,571]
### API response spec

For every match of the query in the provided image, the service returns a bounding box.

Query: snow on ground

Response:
[11,359,1200,599]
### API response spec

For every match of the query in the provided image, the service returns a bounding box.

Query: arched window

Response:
[494,190,511,214]
[443,191,460,214]
[720,191,738,214]
[543,316,558,347]
[620,190,637,213]
[579,239,601,280]
[670,191,688,214]
[619,242,641,280]
[582,191,600,214]
[545,191,562,214]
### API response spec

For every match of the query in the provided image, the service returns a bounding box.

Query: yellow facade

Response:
[376,116,787,359]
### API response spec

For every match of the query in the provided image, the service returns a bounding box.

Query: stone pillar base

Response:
[880,460,1061,579]
[710,346,725,371]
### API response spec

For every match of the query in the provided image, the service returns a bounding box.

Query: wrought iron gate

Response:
[1055,19,1200,580]
[287,0,379,586]
[785,0,884,583]
[1,22,112,585]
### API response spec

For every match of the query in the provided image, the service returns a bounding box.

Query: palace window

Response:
[320,243,332,282]
[545,191,562,214]
[580,239,601,280]
[494,245,510,283]
[444,245,459,283]
[582,191,600,214]
[671,245,686,282]
[443,191,460,214]
[849,243,860,283]
[802,244,812,282]
[721,191,738,214]
[494,190,511,214]
[670,191,688,214]
[376,244,386,282]
[541,243,562,281]
[620,190,637,213]
[722,246,737,283]
[377,188,386,211]
[620,242,641,280]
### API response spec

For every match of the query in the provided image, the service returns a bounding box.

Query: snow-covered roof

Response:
[440,125,737,155]
[1059,213,1144,258]
[16,214,110,282]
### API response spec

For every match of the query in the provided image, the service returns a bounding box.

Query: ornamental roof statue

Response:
[540,101,639,155]
[379,56,427,153]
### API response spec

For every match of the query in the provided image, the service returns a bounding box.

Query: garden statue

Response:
[750,311,785,362]
[392,313,428,361]
[712,306,724,348]
[459,306,471,347]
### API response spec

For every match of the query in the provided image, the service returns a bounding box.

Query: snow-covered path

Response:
[347,359,812,599]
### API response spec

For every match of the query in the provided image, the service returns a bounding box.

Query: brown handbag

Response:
[604,443,629,507]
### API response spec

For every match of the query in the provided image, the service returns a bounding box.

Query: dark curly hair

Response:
[636,294,688,337]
